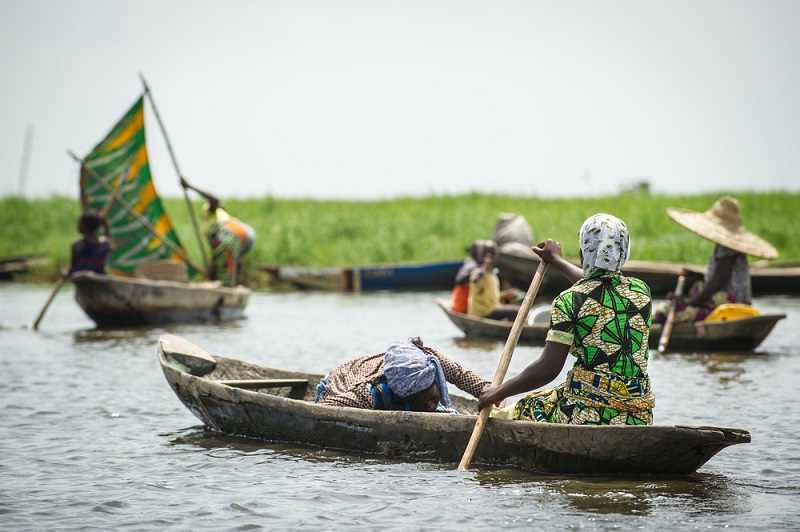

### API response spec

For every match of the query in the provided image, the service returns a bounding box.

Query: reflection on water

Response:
[470,468,752,517]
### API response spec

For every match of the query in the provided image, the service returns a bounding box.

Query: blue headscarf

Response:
[383,341,451,408]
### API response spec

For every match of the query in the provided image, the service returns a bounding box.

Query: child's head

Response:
[78,210,102,235]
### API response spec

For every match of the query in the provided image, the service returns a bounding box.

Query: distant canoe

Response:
[436,299,786,353]
[72,271,249,328]
[0,254,49,280]
[497,243,800,298]
[260,260,463,292]
[158,333,751,475]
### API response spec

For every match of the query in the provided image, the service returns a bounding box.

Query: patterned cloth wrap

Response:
[513,367,654,425]
[204,205,255,287]
[69,237,111,275]
[384,341,452,408]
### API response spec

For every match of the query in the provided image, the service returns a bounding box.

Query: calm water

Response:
[2,283,799,530]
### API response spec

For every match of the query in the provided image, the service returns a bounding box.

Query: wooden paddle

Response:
[32,172,128,331]
[458,260,549,471]
[657,274,686,354]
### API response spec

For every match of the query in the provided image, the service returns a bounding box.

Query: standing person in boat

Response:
[316,338,496,413]
[66,209,115,277]
[467,240,519,320]
[653,196,779,324]
[180,177,256,287]
[478,213,655,425]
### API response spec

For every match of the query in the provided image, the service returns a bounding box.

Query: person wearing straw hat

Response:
[654,196,779,324]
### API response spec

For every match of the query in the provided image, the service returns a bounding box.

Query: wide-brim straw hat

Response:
[666,196,779,259]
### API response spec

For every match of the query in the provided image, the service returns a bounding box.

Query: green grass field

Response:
[2,191,798,284]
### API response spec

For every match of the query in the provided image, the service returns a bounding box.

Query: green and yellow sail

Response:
[79,96,193,277]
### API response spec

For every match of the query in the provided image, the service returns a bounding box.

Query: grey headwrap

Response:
[383,341,451,407]
[578,213,631,277]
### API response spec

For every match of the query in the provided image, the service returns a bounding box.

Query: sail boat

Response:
[69,87,250,327]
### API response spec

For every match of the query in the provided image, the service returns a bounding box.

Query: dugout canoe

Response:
[158,333,750,475]
[72,271,249,327]
[435,299,786,353]
[260,260,462,292]
[497,243,800,298]
[496,243,689,299]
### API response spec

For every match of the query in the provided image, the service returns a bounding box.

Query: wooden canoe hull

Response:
[158,334,751,475]
[260,260,463,292]
[72,271,249,327]
[497,243,800,298]
[436,299,785,353]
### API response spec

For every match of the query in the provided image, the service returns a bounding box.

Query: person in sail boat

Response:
[315,337,496,413]
[66,209,115,277]
[477,213,655,426]
[653,196,779,324]
[180,177,256,287]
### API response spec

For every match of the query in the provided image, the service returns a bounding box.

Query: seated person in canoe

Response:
[316,338,494,413]
[67,209,115,277]
[654,196,779,324]
[478,213,655,425]
[465,240,519,321]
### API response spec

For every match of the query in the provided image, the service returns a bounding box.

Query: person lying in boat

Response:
[315,338,494,413]
[466,240,519,321]
[653,196,779,324]
[66,209,115,277]
[478,213,656,425]
[180,176,256,287]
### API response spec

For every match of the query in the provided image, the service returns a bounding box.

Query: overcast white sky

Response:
[2,1,799,200]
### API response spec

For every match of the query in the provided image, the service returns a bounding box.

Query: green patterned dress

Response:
[513,270,655,425]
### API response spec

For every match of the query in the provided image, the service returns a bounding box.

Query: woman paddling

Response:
[478,213,655,425]
[653,196,779,324]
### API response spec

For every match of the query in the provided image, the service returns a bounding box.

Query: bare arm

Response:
[533,239,584,285]
[675,255,736,307]
[477,341,570,411]
[180,176,221,212]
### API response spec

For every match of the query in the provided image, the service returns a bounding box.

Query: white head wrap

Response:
[383,342,451,407]
[578,213,630,277]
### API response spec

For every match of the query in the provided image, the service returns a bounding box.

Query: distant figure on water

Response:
[315,337,495,413]
[450,239,492,313]
[67,209,114,277]
[180,177,256,287]
[466,240,519,321]
[654,196,779,324]
[478,213,656,426]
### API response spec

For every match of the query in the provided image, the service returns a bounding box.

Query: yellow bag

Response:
[704,303,760,323]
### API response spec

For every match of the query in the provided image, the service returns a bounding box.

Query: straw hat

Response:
[666,196,779,259]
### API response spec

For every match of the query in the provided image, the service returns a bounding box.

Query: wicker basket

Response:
[134,260,187,282]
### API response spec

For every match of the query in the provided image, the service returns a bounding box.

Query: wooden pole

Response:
[457,261,549,471]
[98,168,129,218]
[69,151,203,273]
[32,276,66,330]
[138,73,210,277]
[657,275,686,354]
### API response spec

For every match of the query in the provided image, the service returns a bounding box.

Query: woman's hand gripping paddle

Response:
[657,274,686,354]
[457,260,549,471]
